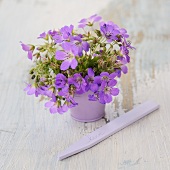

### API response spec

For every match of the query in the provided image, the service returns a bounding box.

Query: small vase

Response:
[70,92,105,122]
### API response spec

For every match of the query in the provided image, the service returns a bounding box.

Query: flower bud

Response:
[30,45,35,51]
[31,75,35,79]
[94,29,102,37]
[36,76,40,82]
[37,46,45,52]
[33,52,40,58]
[29,69,34,74]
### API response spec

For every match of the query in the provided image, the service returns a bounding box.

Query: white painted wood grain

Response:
[0,0,170,169]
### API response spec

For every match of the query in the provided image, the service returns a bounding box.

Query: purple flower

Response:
[99,84,119,104]
[24,83,55,98]
[53,31,63,43]
[20,42,34,60]
[100,22,120,42]
[119,28,129,38]
[53,25,74,43]
[40,86,55,98]
[45,97,69,114]
[55,42,78,70]
[88,92,99,101]
[85,68,98,92]
[119,45,130,64]
[96,72,117,88]
[123,38,136,50]
[70,73,87,94]
[78,14,102,28]
[61,25,74,40]
[24,83,40,97]
[121,65,128,74]
[114,65,128,78]
[73,35,90,56]
[58,89,78,108]
[55,73,67,88]
[48,30,57,37]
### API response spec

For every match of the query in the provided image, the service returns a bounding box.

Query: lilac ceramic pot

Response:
[70,92,105,122]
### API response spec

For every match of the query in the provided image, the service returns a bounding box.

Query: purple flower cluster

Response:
[53,25,90,70]
[24,83,55,98]
[88,71,119,104]
[21,14,135,114]
[54,69,119,108]
[100,21,129,42]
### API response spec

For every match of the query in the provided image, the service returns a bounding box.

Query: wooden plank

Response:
[0,0,170,169]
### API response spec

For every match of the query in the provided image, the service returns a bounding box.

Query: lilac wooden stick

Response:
[58,100,159,161]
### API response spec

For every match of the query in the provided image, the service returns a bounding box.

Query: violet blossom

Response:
[45,96,69,114]
[48,30,57,37]
[24,83,39,97]
[119,28,129,38]
[88,92,99,101]
[98,85,119,104]
[70,73,87,94]
[78,14,102,28]
[58,89,78,108]
[20,42,34,60]
[73,35,90,56]
[96,72,117,88]
[85,68,99,92]
[53,25,74,43]
[100,22,120,42]
[114,65,128,78]
[55,42,78,70]
[55,73,67,88]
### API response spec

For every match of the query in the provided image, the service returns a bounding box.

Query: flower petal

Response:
[27,87,36,95]
[99,91,106,104]
[50,105,58,114]
[109,72,117,79]
[108,79,117,86]
[88,94,97,101]
[55,51,66,60]
[110,88,119,96]
[94,76,101,84]
[93,16,102,22]
[90,83,98,92]
[60,60,71,70]
[71,58,78,69]
[28,51,33,60]
[71,45,79,56]
[38,32,46,39]
[20,42,30,51]
[78,24,86,28]
[79,18,87,23]
[45,101,54,108]
[61,42,72,51]
[121,65,128,74]
[24,84,31,91]
[82,41,90,52]
[88,68,94,77]
[100,72,109,77]
[61,105,68,112]
[104,94,112,103]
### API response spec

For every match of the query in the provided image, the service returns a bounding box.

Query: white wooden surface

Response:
[0,0,170,169]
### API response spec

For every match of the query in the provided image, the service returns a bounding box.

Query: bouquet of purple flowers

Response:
[21,14,135,114]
